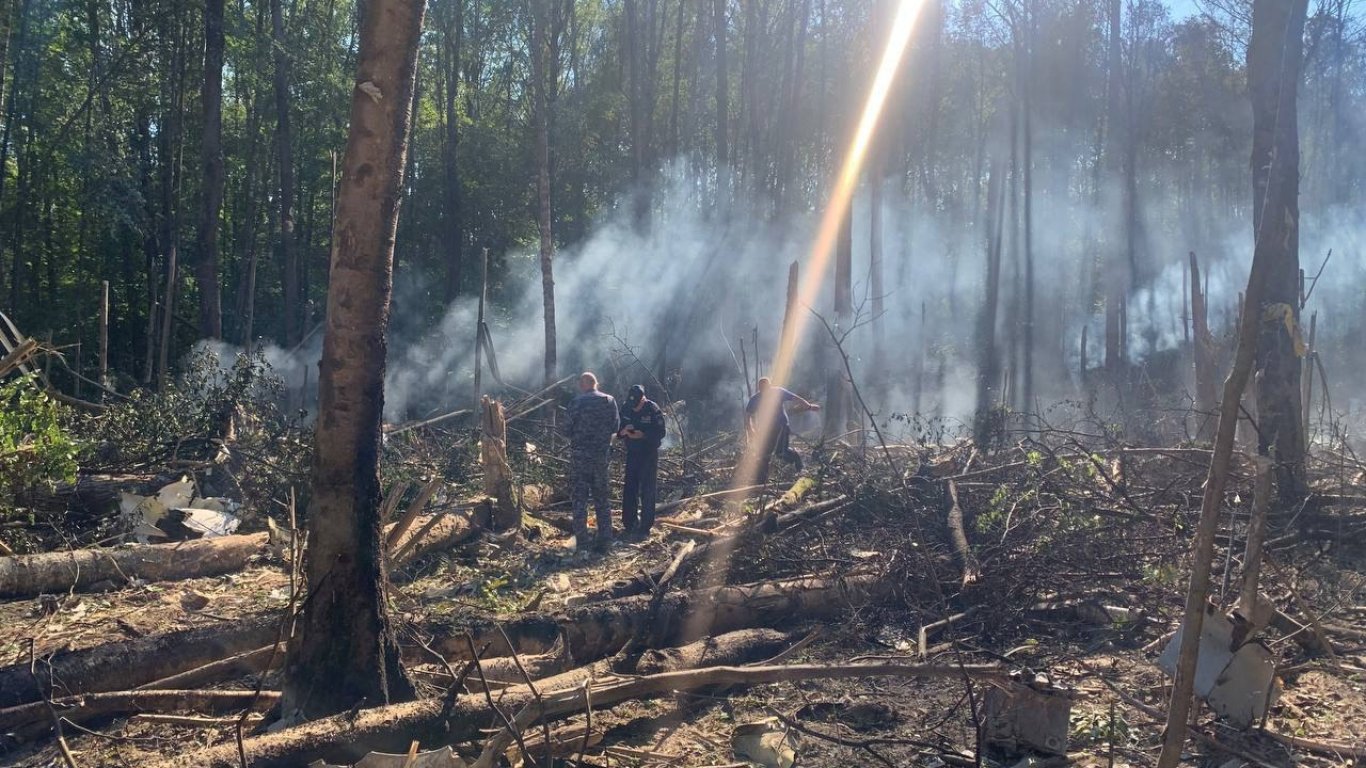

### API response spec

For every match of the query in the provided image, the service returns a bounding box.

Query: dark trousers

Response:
[758,423,802,483]
[623,448,659,532]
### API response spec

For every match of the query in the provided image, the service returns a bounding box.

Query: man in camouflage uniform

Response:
[564,371,620,549]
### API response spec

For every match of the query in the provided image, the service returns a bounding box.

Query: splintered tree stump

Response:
[480,396,521,530]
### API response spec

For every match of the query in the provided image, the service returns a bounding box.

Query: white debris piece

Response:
[121,476,241,543]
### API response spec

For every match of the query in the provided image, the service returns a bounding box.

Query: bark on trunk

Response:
[440,0,463,303]
[531,0,556,385]
[1155,7,1309,764]
[1189,251,1217,441]
[0,614,281,709]
[713,0,728,195]
[0,533,269,599]
[1248,0,1309,503]
[283,0,427,718]
[271,0,298,346]
[480,397,520,530]
[195,0,224,339]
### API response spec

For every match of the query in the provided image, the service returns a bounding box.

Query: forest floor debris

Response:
[0,421,1364,767]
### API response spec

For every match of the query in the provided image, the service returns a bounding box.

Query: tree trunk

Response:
[282,0,427,718]
[0,533,269,599]
[1190,251,1216,441]
[440,0,463,304]
[532,0,556,385]
[271,0,298,347]
[1248,0,1308,502]
[712,0,728,196]
[1155,4,1309,762]
[195,0,224,339]
[1103,0,1124,373]
[974,158,1004,446]
[480,396,520,530]
[823,198,852,438]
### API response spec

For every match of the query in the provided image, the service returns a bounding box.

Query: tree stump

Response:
[480,396,521,530]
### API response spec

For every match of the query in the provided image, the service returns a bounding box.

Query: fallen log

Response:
[1,570,886,710]
[149,630,794,767]
[431,572,889,666]
[0,614,279,709]
[0,688,279,738]
[152,640,1005,768]
[0,533,271,599]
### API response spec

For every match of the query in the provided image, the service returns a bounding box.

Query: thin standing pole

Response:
[474,247,488,404]
[752,326,760,388]
[99,281,109,394]
[1301,311,1316,444]
[739,338,751,400]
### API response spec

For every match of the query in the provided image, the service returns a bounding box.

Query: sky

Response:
[1165,0,1202,20]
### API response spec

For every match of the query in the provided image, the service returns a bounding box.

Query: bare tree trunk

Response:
[1103,0,1124,373]
[195,0,224,339]
[1019,4,1034,413]
[1190,251,1216,441]
[1249,0,1308,502]
[272,0,298,346]
[823,199,851,438]
[1156,3,1309,762]
[712,0,728,196]
[974,158,1004,447]
[440,0,463,303]
[531,0,556,386]
[282,0,426,717]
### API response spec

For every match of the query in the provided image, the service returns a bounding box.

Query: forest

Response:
[0,0,1364,765]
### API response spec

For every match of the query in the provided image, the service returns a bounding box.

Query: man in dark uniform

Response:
[617,384,665,538]
[564,371,620,549]
[746,377,820,483]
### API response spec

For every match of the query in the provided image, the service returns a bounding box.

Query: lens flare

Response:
[686,0,929,640]
[738,0,929,491]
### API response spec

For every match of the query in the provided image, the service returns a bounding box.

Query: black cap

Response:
[628,384,646,400]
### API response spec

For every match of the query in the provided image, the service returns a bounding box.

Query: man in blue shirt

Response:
[564,372,620,550]
[745,377,820,482]
[617,384,665,538]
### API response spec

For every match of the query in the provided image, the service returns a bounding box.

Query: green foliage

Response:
[0,375,80,507]
[81,348,312,514]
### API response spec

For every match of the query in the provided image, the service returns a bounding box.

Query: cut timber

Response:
[0,689,279,738]
[0,532,269,599]
[154,633,1009,768]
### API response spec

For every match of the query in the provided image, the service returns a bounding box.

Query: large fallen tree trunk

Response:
[0,533,271,599]
[429,572,889,666]
[0,689,279,739]
[22,631,793,749]
[0,615,280,708]
[152,637,1005,768]
[0,571,886,709]
[0,508,477,602]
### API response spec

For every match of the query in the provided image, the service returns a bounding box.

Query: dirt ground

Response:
[2,442,1364,767]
